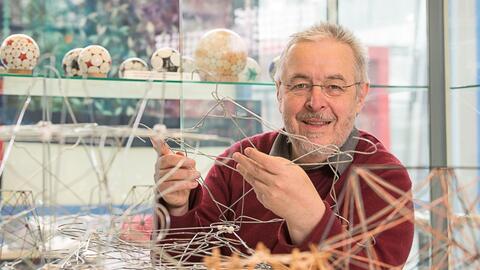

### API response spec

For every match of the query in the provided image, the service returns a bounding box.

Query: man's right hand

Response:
[152,137,200,216]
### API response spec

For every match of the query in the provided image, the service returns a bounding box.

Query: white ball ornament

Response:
[150,47,181,72]
[78,45,111,78]
[0,34,40,74]
[62,48,83,77]
[118,57,148,78]
[194,29,247,82]
[238,57,261,82]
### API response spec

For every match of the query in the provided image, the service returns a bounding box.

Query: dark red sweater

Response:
[156,130,414,269]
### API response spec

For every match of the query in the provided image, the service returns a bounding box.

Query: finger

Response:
[156,154,196,170]
[236,163,270,195]
[243,147,286,174]
[158,179,199,194]
[234,157,273,186]
[232,152,269,173]
[232,151,265,170]
[156,168,200,183]
[150,136,173,156]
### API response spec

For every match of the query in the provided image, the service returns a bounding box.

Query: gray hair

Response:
[274,23,369,84]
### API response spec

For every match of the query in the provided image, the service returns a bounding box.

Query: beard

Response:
[283,111,356,162]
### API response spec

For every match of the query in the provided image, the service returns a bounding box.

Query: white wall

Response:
[2,142,222,206]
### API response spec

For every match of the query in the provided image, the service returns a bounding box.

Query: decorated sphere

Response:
[150,47,181,72]
[194,29,247,81]
[0,34,40,74]
[118,57,148,78]
[268,55,281,81]
[78,45,111,78]
[238,57,261,82]
[62,48,83,77]
[120,214,153,243]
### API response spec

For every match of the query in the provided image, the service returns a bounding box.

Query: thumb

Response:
[150,136,173,156]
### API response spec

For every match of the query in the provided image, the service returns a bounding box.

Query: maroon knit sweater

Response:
[155,130,414,269]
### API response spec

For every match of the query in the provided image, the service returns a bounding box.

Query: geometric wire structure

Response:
[180,167,479,270]
[0,190,42,264]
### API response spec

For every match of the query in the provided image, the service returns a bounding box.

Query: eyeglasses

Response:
[282,81,362,97]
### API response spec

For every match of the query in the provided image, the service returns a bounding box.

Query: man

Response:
[152,23,413,269]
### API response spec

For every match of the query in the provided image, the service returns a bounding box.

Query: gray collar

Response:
[269,128,359,175]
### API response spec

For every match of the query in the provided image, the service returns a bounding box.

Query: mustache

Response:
[297,112,336,122]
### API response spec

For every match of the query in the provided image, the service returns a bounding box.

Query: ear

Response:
[355,83,369,114]
[275,81,283,114]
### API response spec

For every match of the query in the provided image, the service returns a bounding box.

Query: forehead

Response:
[281,39,356,81]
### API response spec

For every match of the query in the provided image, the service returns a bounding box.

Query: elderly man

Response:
[152,23,413,269]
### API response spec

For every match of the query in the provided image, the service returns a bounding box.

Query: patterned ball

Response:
[0,34,40,73]
[238,57,261,82]
[62,48,83,77]
[268,55,281,81]
[150,47,181,72]
[118,57,148,78]
[78,45,112,77]
[194,29,247,81]
[120,214,153,243]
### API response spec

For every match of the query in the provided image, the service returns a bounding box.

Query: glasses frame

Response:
[281,81,363,97]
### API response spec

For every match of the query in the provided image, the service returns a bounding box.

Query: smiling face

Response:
[276,39,369,162]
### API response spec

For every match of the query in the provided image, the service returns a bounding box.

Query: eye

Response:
[325,84,345,96]
[326,84,344,91]
[290,83,310,91]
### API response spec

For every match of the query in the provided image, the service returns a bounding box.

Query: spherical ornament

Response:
[62,48,83,77]
[78,45,111,78]
[194,29,247,82]
[118,57,148,78]
[238,57,261,82]
[150,47,181,72]
[119,214,153,243]
[268,55,281,81]
[0,34,40,74]
[179,56,196,73]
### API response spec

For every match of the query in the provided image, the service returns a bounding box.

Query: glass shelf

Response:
[0,73,276,99]
[0,73,276,87]
[0,73,431,98]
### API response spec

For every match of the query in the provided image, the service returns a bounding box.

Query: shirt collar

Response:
[269,128,359,175]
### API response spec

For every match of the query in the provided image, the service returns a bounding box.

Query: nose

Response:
[305,86,327,111]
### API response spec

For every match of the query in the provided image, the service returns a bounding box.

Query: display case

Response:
[0,1,478,269]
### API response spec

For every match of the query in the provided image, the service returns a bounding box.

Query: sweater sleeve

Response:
[153,153,234,238]
[152,159,235,263]
[272,165,414,269]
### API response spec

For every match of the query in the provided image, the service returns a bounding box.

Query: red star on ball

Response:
[85,60,93,67]
[19,53,27,61]
[3,58,7,64]
[6,39,13,46]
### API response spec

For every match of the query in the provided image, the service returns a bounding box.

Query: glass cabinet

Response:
[0,1,478,269]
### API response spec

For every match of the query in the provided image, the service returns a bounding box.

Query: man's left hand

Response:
[232,147,326,244]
